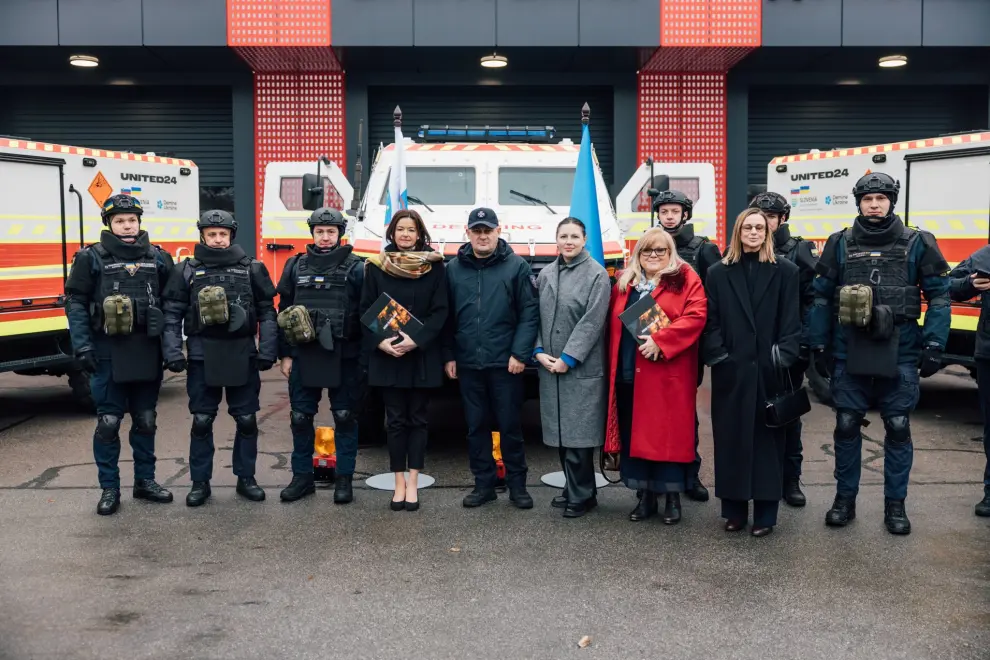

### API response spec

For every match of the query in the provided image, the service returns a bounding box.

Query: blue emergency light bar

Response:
[417,125,556,143]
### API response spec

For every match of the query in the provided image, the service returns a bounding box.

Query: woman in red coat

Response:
[605,228,708,524]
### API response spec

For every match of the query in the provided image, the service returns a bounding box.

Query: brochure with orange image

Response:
[618,294,671,345]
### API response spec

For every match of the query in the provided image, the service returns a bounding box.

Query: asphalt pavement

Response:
[0,367,987,660]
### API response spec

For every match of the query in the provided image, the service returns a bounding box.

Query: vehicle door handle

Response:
[266,243,294,251]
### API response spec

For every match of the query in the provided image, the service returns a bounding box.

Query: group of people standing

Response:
[67,170,990,538]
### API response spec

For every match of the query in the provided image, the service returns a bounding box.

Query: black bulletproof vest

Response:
[773,226,800,263]
[839,224,922,321]
[292,251,361,339]
[91,243,160,333]
[185,255,256,337]
[676,235,707,274]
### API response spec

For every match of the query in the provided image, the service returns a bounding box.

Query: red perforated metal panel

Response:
[660,0,761,47]
[641,46,753,72]
[234,46,342,73]
[637,72,727,247]
[254,72,346,254]
[228,0,331,46]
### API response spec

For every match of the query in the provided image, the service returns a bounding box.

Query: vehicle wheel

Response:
[806,363,832,406]
[67,368,95,412]
[358,388,386,447]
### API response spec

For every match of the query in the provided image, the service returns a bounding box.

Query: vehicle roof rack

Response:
[417,125,556,143]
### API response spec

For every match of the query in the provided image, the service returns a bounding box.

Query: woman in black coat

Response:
[360,209,448,511]
[703,208,801,537]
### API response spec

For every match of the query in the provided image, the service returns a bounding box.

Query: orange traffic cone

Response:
[313,426,336,487]
[492,431,506,492]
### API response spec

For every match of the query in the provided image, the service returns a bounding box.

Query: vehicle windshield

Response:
[379,166,476,205]
[498,167,576,206]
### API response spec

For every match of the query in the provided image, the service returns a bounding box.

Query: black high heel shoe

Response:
[390,492,405,511]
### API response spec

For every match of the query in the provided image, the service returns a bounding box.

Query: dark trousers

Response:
[382,387,430,472]
[558,445,597,505]
[287,358,360,477]
[721,498,780,527]
[830,360,919,500]
[978,360,990,495]
[458,367,527,491]
[783,361,808,481]
[91,358,162,489]
[186,360,261,482]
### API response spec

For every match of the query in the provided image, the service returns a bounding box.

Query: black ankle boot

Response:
[280,474,316,502]
[236,477,266,502]
[662,493,682,524]
[333,474,353,504]
[975,493,990,518]
[186,481,211,507]
[884,498,911,535]
[97,488,120,516]
[783,478,806,507]
[825,495,856,527]
[629,491,658,522]
[133,479,174,503]
[685,481,710,502]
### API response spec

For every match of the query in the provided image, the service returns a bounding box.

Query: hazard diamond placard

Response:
[88,171,112,208]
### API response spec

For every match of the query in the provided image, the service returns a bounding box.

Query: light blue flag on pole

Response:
[384,122,408,245]
[568,121,604,266]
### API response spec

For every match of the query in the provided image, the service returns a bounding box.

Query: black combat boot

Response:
[783,478,806,507]
[333,474,353,504]
[685,480,710,502]
[975,493,990,518]
[462,488,497,508]
[97,488,121,516]
[280,474,316,502]
[662,493,682,525]
[629,490,658,522]
[236,477,266,502]
[551,491,568,509]
[825,495,856,526]
[883,498,911,535]
[133,479,174,504]
[508,487,534,509]
[186,481,211,507]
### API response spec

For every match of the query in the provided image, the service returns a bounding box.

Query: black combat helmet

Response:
[307,207,347,231]
[749,191,791,222]
[853,172,900,208]
[651,189,694,221]
[100,194,143,226]
[197,209,237,239]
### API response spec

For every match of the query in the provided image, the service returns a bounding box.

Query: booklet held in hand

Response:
[360,293,425,341]
[618,294,670,345]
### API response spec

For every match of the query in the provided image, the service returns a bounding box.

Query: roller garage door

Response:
[0,85,234,189]
[368,85,615,186]
[748,85,989,187]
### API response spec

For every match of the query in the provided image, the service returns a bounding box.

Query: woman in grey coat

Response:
[534,217,611,518]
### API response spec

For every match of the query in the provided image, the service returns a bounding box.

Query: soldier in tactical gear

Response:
[275,206,365,505]
[809,172,951,535]
[652,189,722,502]
[64,193,175,515]
[162,209,278,507]
[749,191,819,508]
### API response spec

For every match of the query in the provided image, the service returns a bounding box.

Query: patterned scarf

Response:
[368,250,443,279]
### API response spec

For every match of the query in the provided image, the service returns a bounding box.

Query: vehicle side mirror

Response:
[302,173,323,211]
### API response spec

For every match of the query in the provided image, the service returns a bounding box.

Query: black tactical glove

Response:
[918,345,943,378]
[812,349,831,379]
[76,350,98,375]
[165,358,187,374]
[257,358,275,372]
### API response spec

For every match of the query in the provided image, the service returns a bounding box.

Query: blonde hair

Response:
[722,208,776,265]
[618,228,685,293]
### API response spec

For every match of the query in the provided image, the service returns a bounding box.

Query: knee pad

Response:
[234,413,258,436]
[191,413,215,436]
[290,410,314,429]
[883,415,911,445]
[131,410,157,435]
[834,409,864,443]
[95,414,122,443]
[332,409,354,425]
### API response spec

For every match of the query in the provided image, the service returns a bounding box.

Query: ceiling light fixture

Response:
[878,55,907,68]
[69,54,99,68]
[480,53,507,69]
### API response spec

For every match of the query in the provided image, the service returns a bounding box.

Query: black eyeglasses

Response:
[643,248,669,257]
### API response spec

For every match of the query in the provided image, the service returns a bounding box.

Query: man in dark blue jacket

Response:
[444,207,540,509]
[948,246,990,518]
[809,172,951,535]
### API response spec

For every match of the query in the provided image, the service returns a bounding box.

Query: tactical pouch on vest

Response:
[102,295,134,336]
[277,305,316,345]
[869,304,895,341]
[197,286,230,327]
[838,285,873,328]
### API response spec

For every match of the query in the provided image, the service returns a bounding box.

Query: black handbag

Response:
[765,344,812,429]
